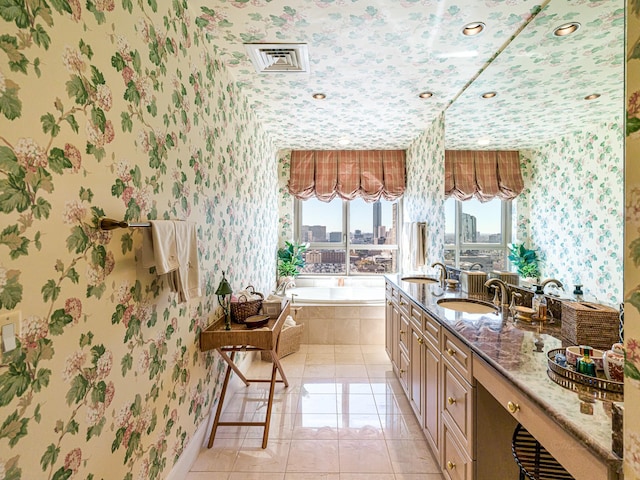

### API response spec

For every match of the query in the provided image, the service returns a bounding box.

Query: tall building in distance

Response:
[461,213,477,243]
[302,225,327,242]
[373,201,382,240]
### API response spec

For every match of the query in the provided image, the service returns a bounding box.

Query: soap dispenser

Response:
[532,284,547,322]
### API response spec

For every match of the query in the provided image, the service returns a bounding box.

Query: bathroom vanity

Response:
[384,274,622,480]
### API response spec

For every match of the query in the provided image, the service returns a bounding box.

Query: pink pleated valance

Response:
[288,150,406,202]
[444,150,524,202]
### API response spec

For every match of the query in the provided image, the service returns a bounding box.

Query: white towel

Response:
[410,222,428,269]
[173,221,201,303]
[141,220,201,303]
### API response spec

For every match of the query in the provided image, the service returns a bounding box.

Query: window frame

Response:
[444,197,513,269]
[294,198,402,276]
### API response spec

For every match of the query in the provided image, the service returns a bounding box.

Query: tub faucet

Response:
[431,262,448,286]
[485,278,510,307]
[469,263,484,271]
[276,278,296,296]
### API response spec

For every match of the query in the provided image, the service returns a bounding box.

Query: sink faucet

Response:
[469,263,484,271]
[540,278,563,291]
[485,278,510,307]
[431,262,448,286]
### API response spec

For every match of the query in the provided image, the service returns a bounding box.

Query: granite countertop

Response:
[385,273,622,470]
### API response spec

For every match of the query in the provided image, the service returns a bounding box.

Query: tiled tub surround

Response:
[288,277,386,345]
[385,273,622,479]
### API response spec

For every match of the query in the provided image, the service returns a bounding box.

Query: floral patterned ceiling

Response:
[194,0,624,150]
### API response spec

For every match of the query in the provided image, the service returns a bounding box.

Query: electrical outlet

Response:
[1,310,21,353]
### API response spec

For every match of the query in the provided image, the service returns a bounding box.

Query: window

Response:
[444,197,511,271]
[295,198,400,275]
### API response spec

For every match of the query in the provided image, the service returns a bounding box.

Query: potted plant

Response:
[508,243,541,283]
[276,241,308,292]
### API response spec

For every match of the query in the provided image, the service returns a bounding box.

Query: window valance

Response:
[444,150,524,202]
[288,150,406,202]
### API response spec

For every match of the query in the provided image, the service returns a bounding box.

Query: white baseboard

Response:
[165,352,257,479]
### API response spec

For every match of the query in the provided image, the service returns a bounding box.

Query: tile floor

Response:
[187,344,444,480]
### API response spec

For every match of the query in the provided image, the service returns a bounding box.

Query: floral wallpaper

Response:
[277,150,294,246]
[0,2,278,480]
[516,121,624,305]
[446,0,624,150]
[626,1,640,477]
[192,0,549,150]
[403,114,446,271]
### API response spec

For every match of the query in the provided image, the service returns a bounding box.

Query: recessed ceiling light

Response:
[584,93,601,101]
[553,22,581,37]
[312,93,326,100]
[418,91,433,99]
[462,22,485,36]
[477,137,491,146]
[481,91,497,99]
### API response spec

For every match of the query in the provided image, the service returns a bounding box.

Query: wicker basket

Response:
[560,301,619,350]
[261,324,304,361]
[231,286,264,324]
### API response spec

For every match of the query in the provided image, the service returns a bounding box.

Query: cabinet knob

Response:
[387,300,392,306]
[446,348,456,356]
[417,337,424,345]
[400,369,406,374]
[400,301,407,306]
[400,330,406,335]
[507,401,520,414]
[447,396,456,405]
[447,461,456,470]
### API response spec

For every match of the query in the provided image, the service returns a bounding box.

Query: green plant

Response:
[277,241,308,278]
[508,243,541,279]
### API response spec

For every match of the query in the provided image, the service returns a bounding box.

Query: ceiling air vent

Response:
[244,43,310,74]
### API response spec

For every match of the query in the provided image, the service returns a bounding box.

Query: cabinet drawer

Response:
[399,314,410,354]
[442,416,473,480]
[472,354,612,480]
[423,311,441,350]
[398,292,411,315]
[410,303,422,328]
[442,361,474,456]
[442,329,472,383]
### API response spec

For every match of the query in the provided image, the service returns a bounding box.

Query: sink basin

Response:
[437,298,498,314]
[401,276,439,284]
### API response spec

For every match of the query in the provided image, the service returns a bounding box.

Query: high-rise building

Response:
[329,231,342,242]
[302,225,327,242]
[373,200,381,238]
[461,213,477,242]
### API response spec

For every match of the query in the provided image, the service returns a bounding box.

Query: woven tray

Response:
[546,348,623,402]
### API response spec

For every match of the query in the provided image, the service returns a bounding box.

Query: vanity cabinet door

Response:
[410,323,424,422]
[442,415,473,480]
[423,339,440,457]
[442,360,474,457]
[398,348,410,395]
[385,293,395,363]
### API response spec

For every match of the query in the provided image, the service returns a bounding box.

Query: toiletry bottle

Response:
[538,291,547,322]
[576,345,597,377]
[532,284,544,321]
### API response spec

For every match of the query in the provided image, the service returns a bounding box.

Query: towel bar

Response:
[99,218,151,230]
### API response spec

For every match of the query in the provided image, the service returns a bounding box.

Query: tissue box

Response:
[460,271,487,295]
[561,301,620,350]
[262,298,287,319]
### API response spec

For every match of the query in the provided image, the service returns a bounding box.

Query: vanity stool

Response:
[512,423,574,480]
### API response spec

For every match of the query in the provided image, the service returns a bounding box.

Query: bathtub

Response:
[286,286,385,306]
[284,285,386,344]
